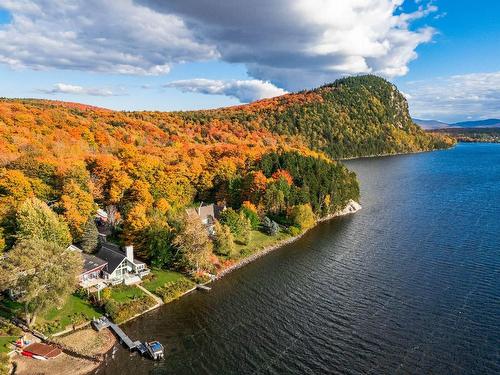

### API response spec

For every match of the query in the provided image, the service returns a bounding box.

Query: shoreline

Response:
[215,200,362,279]
[53,202,363,375]
[337,145,454,161]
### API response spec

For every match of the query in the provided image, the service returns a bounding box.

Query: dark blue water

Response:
[99,143,500,375]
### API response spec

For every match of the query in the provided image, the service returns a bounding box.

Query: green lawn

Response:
[234,229,290,258]
[0,336,17,354]
[142,269,188,293]
[39,294,102,330]
[109,285,145,302]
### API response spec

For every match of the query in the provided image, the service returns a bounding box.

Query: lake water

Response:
[98,143,500,375]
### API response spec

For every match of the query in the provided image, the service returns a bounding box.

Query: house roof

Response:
[96,208,108,218]
[96,242,127,274]
[187,203,215,222]
[82,253,108,274]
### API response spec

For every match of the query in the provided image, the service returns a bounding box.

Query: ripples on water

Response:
[99,144,499,375]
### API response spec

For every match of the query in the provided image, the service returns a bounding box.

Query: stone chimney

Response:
[125,245,134,263]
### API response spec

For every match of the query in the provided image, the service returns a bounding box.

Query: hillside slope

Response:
[0,75,452,250]
[177,75,454,158]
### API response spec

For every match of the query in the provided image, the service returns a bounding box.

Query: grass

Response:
[142,269,188,294]
[0,336,17,354]
[109,285,145,303]
[39,294,102,331]
[234,229,291,258]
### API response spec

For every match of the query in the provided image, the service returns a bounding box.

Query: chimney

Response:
[125,245,134,263]
[198,201,203,215]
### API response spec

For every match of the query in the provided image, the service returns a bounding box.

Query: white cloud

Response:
[165,79,287,103]
[0,0,436,91]
[403,71,500,122]
[140,0,437,90]
[39,83,125,96]
[0,0,217,75]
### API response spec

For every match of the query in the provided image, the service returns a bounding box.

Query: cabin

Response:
[68,241,150,289]
[67,245,108,290]
[96,243,149,285]
[186,202,226,235]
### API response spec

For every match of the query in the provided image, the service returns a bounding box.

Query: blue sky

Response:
[0,0,498,122]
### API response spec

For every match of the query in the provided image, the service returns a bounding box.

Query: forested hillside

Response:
[178,75,454,158]
[0,75,450,270]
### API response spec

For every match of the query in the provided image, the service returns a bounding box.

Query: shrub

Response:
[219,208,241,235]
[240,203,260,230]
[213,221,236,257]
[290,203,316,230]
[262,217,280,236]
[104,295,156,324]
[0,318,21,336]
[155,278,195,304]
[287,226,302,237]
[101,288,112,302]
[0,353,10,375]
[219,209,252,244]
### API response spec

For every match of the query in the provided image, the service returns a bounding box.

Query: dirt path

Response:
[137,284,163,306]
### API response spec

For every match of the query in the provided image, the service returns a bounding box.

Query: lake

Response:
[98,143,500,375]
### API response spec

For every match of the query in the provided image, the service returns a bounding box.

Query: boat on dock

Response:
[92,317,164,360]
[146,341,164,360]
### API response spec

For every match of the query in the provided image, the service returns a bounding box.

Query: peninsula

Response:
[0,75,453,373]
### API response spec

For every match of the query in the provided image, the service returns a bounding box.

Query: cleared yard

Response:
[39,294,102,332]
[109,285,145,302]
[0,336,16,353]
[142,269,188,293]
[235,230,290,258]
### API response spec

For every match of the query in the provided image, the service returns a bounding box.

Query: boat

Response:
[135,342,148,356]
[145,341,164,360]
[32,355,48,361]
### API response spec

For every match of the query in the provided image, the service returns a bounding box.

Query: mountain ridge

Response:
[413,117,500,130]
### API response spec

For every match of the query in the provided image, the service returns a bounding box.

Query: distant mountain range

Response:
[413,118,500,130]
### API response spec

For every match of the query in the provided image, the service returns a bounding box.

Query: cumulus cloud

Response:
[0,0,436,90]
[165,79,287,103]
[139,0,437,90]
[0,0,217,74]
[403,71,500,122]
[39,83,125,96]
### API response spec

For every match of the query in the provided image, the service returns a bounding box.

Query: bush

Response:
[219,208,241,235]
[290,204,316,230]
[104,295,156,324]
[219,209,252,244]
[262,217,280,236]
[0,318,21,336]
[240,204,260,230]
[287,226,302,236]
[0,353,10,375]
[34,321,62,335]
[155,278,195,304]
[213,221,236,257]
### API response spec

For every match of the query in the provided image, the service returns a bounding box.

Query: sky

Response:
[0,0,498,123]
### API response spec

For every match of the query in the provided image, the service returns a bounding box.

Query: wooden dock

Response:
[196,284,211,292]
[92,317,137,350]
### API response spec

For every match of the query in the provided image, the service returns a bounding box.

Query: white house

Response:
[95,242,149,285]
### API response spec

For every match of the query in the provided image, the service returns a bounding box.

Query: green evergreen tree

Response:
[80,219,99,253]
